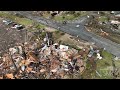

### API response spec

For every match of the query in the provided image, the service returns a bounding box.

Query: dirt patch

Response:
[0,18,26,54]
[57,33,94,49]
[45,27,57,32]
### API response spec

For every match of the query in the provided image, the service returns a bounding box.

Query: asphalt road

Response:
[8,11,120,57]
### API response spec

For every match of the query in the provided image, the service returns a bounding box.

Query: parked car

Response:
[76,25,80,27]
[3,19,13,25]
[11,24,24,30]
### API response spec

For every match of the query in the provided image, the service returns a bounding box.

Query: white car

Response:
[3,20,13,25]
[11,24,23,29]
[76,25,80,27]
[87,15,90,18]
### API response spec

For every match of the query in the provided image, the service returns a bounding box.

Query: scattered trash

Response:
[114,57,119,61]
[21,65,26,71]
[59,45,69,51]
[9,48,18,55]
[97,53,102,60]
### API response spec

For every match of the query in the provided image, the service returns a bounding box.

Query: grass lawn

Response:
[98,16,108,22]
[53,12,88,22]
[106,34,120,44]
[0,11,47,32]
[96,50,113,79]
[34,23,45,29]
[96,69,113,79]
[0,11,34,26]
[97,50,113,68]
[81,59,98,79]
[82,50,114,79]
[15,18,33,26]
[114,60,120,68]
[54,14,75,22]
[52,30,65,40]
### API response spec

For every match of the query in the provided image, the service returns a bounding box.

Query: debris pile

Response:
[0,31,102,79]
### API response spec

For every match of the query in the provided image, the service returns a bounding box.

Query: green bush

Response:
[41,32,46,38]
